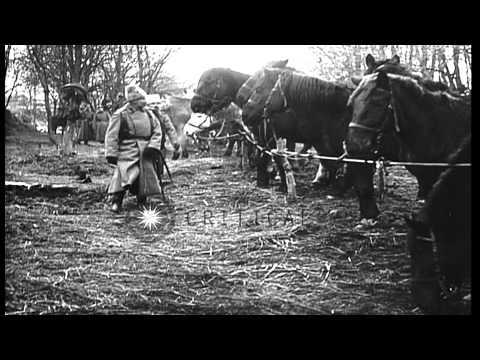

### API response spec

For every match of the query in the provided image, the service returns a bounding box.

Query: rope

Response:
[199,129,471,168]
[195,133,242,141]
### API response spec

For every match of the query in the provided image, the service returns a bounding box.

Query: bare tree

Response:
[135,46,177,93]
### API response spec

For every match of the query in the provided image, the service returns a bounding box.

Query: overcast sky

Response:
[162,45,319,88]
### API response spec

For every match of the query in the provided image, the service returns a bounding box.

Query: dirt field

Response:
[5,131,447,315]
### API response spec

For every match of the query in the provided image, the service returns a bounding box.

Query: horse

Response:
[190,60,300,168]
[259,69,356,193]
[345,70,471,219]
[405,135,471,314]
[187,105,245,156]
[241,66,349,189]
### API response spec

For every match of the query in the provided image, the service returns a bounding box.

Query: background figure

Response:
[93,99,112,143]
[112,93,126,113]
[76,101,94,145]
[148,104,181,176]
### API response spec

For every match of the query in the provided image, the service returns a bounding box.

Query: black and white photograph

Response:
[4,45,471,315]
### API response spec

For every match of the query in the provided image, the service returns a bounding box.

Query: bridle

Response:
[194,78,234,114]
[347,90,401,158]
[264,72,289,119]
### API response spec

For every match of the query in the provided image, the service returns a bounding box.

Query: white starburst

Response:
[138,205,162,230]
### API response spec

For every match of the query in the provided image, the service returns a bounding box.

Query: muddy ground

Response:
[4,131,454,315]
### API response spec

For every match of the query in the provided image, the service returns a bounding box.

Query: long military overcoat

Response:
[93,109,110,142]
[105,103,163,198]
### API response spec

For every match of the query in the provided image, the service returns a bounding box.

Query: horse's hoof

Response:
[311,180,327,188]
[354,218,378,230]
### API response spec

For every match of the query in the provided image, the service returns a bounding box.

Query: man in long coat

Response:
[93,99,112,143]
[77,101,93,144]
[105,85,164,212]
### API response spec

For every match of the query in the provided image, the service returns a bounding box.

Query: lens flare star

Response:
[138,205,162,230]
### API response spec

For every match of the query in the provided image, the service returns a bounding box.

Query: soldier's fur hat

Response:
[126,84,147,102]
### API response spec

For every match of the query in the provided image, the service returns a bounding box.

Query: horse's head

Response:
[346,70,395,157]
[264,70,292,119]
[190,94,211,113]
[241,68,286,125]
[405,214,442,314]
[364,53,403,75]
[192,68,238,115]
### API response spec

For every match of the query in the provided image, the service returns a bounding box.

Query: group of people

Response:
[75,98,114,145]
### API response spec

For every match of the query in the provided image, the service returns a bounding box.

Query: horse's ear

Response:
[366,54,376,69]
[351,76,362,86]
[376,71,390,90]
[391,55,400,65]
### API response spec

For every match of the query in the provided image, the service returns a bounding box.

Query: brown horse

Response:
[405,135,471,314]
[190,61,291,172]
[261,69,355,194]
[241,66,344,189]
[346,70,470,219]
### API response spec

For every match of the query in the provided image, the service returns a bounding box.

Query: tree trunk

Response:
[409,45,415,67]
[452,45,464,91]
[33,85,37,131]
[430,46,437,80]
[136,45,144,88]
[463,46,471,89]
[43,86,58,145]
[438,47,454,89]
[379,45,386,59]
[353,45,362,76]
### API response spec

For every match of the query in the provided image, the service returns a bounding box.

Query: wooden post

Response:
[377,161,385,201]
[277,138,296,202]
[239,140,245,170]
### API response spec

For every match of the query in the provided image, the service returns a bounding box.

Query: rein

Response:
[193,90,233,114]
[348,100,399,158]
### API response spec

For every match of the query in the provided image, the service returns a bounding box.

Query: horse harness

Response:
[347,93,401,159]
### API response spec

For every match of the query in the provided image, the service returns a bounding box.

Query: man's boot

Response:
[137,196,147,209]
[110,191,124,213]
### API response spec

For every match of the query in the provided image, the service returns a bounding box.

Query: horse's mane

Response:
[283,71,352,112]
[388,74,469,110]
[374,62,451,93]
[236,65,298,107]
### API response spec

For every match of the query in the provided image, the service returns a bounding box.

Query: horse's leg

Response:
[312,161,330,187]
[247,142,256,168]
[349,163,380,220]
[256,152,271,188]
[406,220,441,314]
[286,139,300,171]
[177,128,188,159]
[332,163,354,195]
[407,166,442,200]
[235,138,242,157]
[273,154,287,193]
[224,138,234,157]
